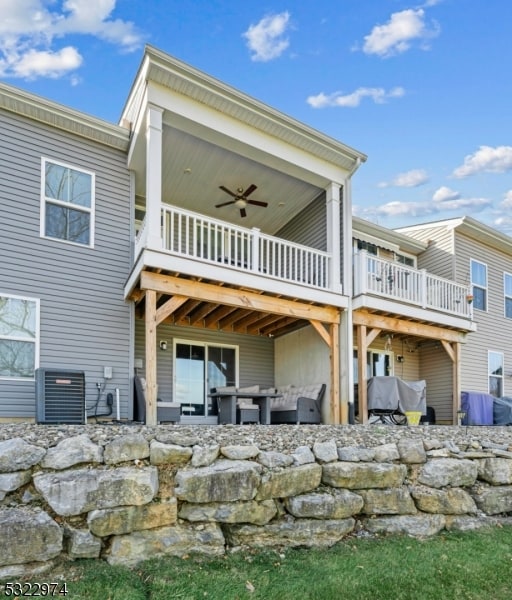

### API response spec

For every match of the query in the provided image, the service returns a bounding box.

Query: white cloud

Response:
[362,9,440,58]
[307,86,404,108]
[432,186,460,202]
[12,46,82,78]
[500,190,512,208]
[360,196,491,220]
[452,145,512,178]
[243,12,291,62]
[0,0,142,80]
[378,169,428,188]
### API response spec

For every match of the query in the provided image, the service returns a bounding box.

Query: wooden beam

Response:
[155,295,188,325]
[246,313,285,335]
[173,299,201,322]
[309,320,331,348]
[141,272,340,324]
[353,310,466,343]
[441,340,455,363]
[219,308,247,329]
[357,324,368,424]
[366,327,382,347]
[204,305,238,328]
[145,290,158,426]
[189,303,218,325]
[232,310,269,332]
[330,323,341,424]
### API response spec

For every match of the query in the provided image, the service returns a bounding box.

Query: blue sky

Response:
[1,0,511,233]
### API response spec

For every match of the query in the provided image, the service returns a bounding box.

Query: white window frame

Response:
[0,293,40,380]
[504,273,512,319]
[488,351,504,398]
[40,157,95,247]
[470,259,488,312]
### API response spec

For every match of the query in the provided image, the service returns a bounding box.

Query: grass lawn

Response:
[13,526,512,599]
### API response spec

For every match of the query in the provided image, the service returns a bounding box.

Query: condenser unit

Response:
[35,368,86,424]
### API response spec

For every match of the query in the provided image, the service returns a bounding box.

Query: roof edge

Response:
[0,81,130,151]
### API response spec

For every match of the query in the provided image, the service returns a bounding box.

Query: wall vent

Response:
[35,368,86,424]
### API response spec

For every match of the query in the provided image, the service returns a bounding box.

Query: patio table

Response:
[208,391,282,424]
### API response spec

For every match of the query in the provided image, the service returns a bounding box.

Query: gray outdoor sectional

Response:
[269,383,326,424]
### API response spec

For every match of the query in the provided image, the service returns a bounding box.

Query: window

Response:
[504,274,512,319]
[395,253,415,267]
[41,159,94,246]
[356,240,378,255]
[0,295,39,379]
[488,351,504,398]
[470,259,487,311]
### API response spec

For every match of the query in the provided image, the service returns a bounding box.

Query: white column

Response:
[145,105,164,250]
[341,177,353,297]
[325,182,342,293]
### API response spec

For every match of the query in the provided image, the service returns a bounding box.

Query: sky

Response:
[1,0,511,233]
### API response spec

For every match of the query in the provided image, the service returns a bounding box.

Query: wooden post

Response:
[330,322,341,424]
[145,289,158,426]
[357,324,368,424]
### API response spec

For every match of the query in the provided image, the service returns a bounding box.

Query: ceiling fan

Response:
[215,184,268,218]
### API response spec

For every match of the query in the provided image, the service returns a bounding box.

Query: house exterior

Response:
[3,45,502,426]
[0,45,367,425]
[352,217,476,424]
[397,217,512,415]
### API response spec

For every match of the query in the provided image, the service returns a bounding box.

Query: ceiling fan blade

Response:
[247,200,268,207]
[243,184,257,197]
[219,185,237,197]
[215,200,236,208]
[240,207,247,218]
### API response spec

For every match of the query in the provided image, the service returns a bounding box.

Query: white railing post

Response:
[353,251,367,295]
[251,228,260,272]
[420,269,427,308]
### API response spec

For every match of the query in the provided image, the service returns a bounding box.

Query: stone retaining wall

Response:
[1,425,512,578]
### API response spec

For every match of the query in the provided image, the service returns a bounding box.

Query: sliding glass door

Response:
[174,340,237,422]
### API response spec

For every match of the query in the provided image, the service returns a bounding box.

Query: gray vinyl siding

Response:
[134,321,274,409]
[409,226,455,279]
[454,232,512,396]
[0,110,132,419]
[419,345,453,423]
[277,194,327,251]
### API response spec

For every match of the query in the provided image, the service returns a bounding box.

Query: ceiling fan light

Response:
[234,198,247,208]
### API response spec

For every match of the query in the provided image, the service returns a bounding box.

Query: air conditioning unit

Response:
[35,368,86,424]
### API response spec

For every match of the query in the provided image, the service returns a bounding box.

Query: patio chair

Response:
[133,375,181,424]
[212,386,260,424]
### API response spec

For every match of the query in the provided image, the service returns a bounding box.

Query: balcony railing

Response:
[136,205,331,290]
[353,252,473,318]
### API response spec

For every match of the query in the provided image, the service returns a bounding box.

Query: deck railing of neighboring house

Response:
[353,251,473,318]
[137,205,331,290]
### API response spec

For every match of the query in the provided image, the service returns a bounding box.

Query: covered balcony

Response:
[134,204,332,299]
[121,47,367,425]
[353,251,474,327]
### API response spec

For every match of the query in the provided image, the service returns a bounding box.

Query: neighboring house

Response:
[0,81,132,420]
[0,45,367,425]
[397,217,512,414]
[352,217,476,424]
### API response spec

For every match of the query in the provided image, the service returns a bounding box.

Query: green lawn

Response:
[12,527,512,599]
